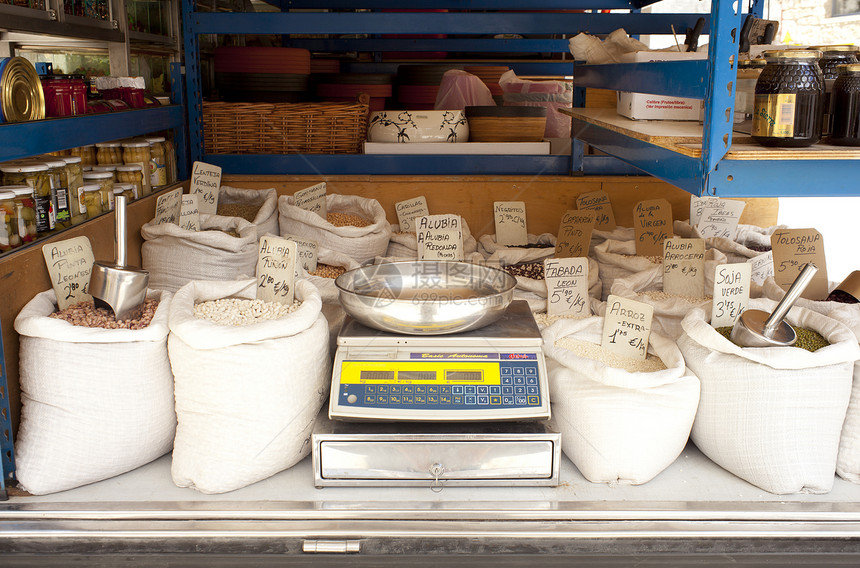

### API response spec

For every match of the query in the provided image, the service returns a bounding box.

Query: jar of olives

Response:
[92,164,120,180]
[114,183,136,203]
[1,162,53,235]
[61,155,85,226]
[96,141,123,165]
[82,171,114,212]
[122,140,153,196]
[80,185,104,219]
[115,164,143,199]
[163,137,177,184]
[9,186,37,244]
[0,190,19,253]
[70,145,97,166]
[144,136,168,188]
[40,157,72,229]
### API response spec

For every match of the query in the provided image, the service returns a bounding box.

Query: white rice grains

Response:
[553,337,667,373]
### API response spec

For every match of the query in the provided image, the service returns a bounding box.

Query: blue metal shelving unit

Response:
[0,325,12,501]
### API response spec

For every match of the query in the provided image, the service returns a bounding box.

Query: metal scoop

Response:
[730,262,818,347]
[89,195,149,321]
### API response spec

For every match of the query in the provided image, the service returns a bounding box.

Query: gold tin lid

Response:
[763,49,822,61]
[834,270,860,301]
[838,63,860,74]
[0,57,45,122]
[810,44,860,54]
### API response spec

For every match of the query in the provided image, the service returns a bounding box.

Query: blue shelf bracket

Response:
[170,62,190,182]
[183,0,204,165]
[0,323,14,500]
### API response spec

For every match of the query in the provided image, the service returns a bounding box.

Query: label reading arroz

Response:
[602,294,654,361]
[711,263,751,328]
[555,209,595,258]
[395,196,430,233]
[697,199,746,240]
[256,235,297,304]
[179,194,200,232]
[634,198,674,257]
[494,201,528,246]
[576,190,616,231]
[771,228,829,300]
[42,236,95,310]
[544,257,590,317]
[294,182,327,219]
[189,161,221,215]
[282,233,318,273]
[154,187,182,225]
[416,214,463,261]
[663,237,705,298]
[748,250,774,285]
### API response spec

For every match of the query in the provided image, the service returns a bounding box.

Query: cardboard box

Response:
[616,51,706,121]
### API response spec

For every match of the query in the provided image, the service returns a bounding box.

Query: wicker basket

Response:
[203,98,369,154]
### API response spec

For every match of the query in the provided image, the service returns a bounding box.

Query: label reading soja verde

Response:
[752,93,796,138]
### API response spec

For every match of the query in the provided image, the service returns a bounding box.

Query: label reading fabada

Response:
[179,194,200,232]
[662,237,705,298]
[602,294,654,361]
[154,187,183,225]
[493,201,528,246]
[294,182,327,219]
[576,190,616,231]
[256,236,297,304]
[689,196,717,227]
[555,209,596,258]
[189,161,221,215]
[544,257,590,317]
[697,199,746,240]
[771,228,829,300]
[416,214,463,261]
[748,250,774,285]
[633,198,674,257]
[42,236,95,310]
[282,233,318,273]
[395,196,430,233]
[711,263,751,328]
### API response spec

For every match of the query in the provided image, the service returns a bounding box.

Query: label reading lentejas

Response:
[752,93,796,137]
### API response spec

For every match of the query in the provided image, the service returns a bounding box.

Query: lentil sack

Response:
[677,299,860,494]
[13,290,175,495]
[505,257,602,313]
[478,232,556,263]
[217,185,279,239]
[142,215,258,292]
[541,316,700,484]
[592,239,663,301]
[278,194,391,264]
[387,217,478,259]
[605,248,728,340]
[674,220,785,264]
[168,279,330,494]
[761,278,860,484]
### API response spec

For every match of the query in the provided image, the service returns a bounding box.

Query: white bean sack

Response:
[478,233,557,263]
[514,257,602,313]
[217,185,279,238]
[13,290,176,495]
[678,300,860,494]
[387,218,478,259]
[674,220,785,264]
[168,279,330,494]
[373,252,486,265]
[142,215,258,292]
[592,239,663,301]
[278,194,391,264]
[589,225,635,257]
[542,317,700,484]
[607,248,728,339]
[761,278,860,484]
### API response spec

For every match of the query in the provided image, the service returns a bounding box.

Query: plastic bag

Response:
[499,70,573,137]
[434,69,495,110]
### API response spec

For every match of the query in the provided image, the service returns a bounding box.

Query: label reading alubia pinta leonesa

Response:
[662,237,705,298]
[416,214,463,261]
[282,233,318,273]
[544,257,591,317]
[189,161,221,215]
[602,294,654,361]
[395,195,430,233]
[154,187,182,225]
[711,263,751,328]
[293,182,327,219]
[179,194,200,232]
[256,235,297,304]
[493,201,528,246]
[555,209,595,258]
[42,236,95,310]
[575,189,616,231]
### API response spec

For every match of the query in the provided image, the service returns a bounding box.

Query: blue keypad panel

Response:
[339,361,542,410]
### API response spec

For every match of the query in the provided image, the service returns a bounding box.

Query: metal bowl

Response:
[335,261,516,335]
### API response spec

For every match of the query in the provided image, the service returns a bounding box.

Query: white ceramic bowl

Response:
[367,110,469,143]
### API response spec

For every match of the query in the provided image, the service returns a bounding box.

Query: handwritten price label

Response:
[602,294,654,361]
[416,214,463,261]
[576,190,616,231]
[154,188,182,226]
[42,236,95,310]
[544,257,590,317]
[711,263,751,328]
[294,182,327,219]
[256,236,297,304]
[696,198,745,240]
[493,201,528,246]
[180,194,200,232]
[282,233,318,273]
[395,196,430,233]
[189,161,221,215]
[633,198,674,257]
[662,237,705,298]
[690,196,717,227]
[555,209,595,258]
[770,228,829,300]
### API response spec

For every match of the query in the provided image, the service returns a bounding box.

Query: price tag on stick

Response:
[179,194,200,232]
[770,228,829,300]
[697,199,746,240]
[689,196,717,227]
[662,237,705,298]
[154,188,182,225]
[711,263,751,328]
[555,209,595,258]
[294,182,327,219]
[602,295,654,361]
[633,198,674,257]
[748,250,774,285]
[282,233,318,273]
[576,190,616,231]
[416,214,463,261]
[544,257,591,317]
[256,236,297,304]
[189,161,221,215]
[42,236,95,310]
[395,196,430,233]
[493,201,528,246]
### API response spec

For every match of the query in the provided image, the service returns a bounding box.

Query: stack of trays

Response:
[395,64,462,110]
[310,59,341,74]
[315,73,393,112]
[214,47,311,103]
[465,66,510,105]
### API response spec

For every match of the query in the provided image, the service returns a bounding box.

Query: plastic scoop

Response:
[730,262,818,347]
[88,195,149,321]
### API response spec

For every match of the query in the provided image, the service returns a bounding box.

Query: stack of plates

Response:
[395,64,462,110]
[310,59,341,74]
[315,73,393,112]
[465,65,510,104]
[464,106,547,142]
[214,47,311,103]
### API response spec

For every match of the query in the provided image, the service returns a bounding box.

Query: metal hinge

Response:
[302,540,360,554]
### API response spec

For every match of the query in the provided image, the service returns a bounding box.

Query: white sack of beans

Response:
[509,257,602,314]
[761,278,860,485]
[592,238,665,301]
[678,300,860,494]
[386,217,479,259]
[477,232,557,264]
[142,215,258,292]
[13,289,175,495]
[541,316,699,485]
[603,248,727,340]
[168,279,329,494]
[372,252,486,265]
[674,220,786,264]
[589,225,635,257]
[278,193,391,264]
[217,185,279,238]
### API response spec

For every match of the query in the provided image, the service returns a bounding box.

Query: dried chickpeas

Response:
[327,212,372,227]
[308,263,346,278]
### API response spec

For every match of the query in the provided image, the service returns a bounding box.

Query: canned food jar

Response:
[70,75,87,115]
[115,183,136,203]
[1,162,53,235]
[811,45,860,136]
[80,184,104,219]
[115,164,143,199]
[92,163,120,180]
[40,75,74,118]
[96,141,123,165]
[0,190,18,252]
[163,137,177,184]
[9,186,37,244]
[70,144,96,166]
[40,157,72,229]
[82,171,114,212]
[144,136,168,187]
[61,155,85,225]
[122,139,153,196]
[830,64,860,146]
[752,50,825,147]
